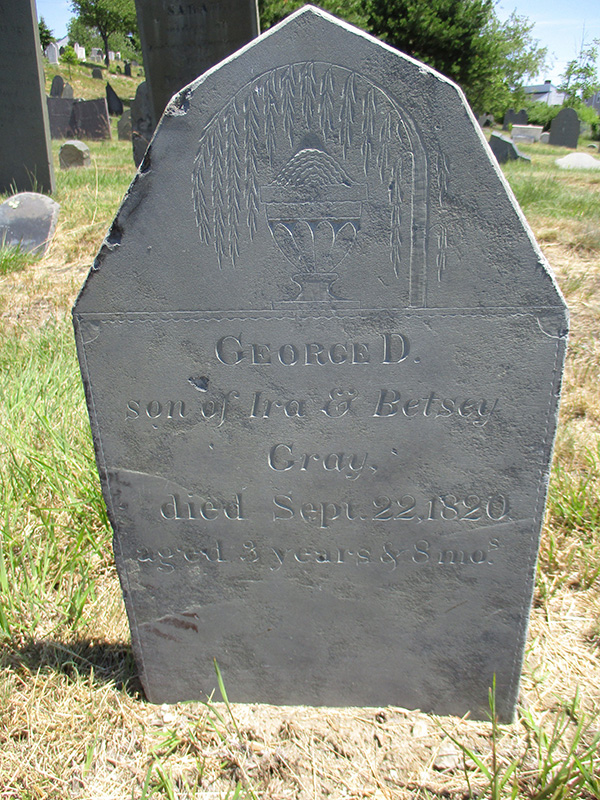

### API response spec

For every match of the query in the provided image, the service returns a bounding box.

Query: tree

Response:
[260,0,368,31]
[366,0,547,114]
[38,17,54,50]
[560,38,600,104]
[70,0,138,67]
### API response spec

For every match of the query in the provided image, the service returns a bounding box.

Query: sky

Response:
[36,0,600,86]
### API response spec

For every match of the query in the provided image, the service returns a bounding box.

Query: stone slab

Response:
[0,0,55,194]
[549,107,580,149]
[134,0,260,127]
[73,7,567,722]
[489,132,530,164]
[118,109,132,141]
[71,98,111,140]
[47,96,75,138]
[106,82,124,116]
[59,140,91,169]
[0,191,59,255]
[511,124,543,143]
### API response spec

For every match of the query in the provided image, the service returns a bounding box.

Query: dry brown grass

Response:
[1,133,599,799]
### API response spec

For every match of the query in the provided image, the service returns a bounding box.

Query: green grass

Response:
[0,243,37,276]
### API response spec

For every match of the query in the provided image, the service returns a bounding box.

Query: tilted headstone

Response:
[134,0,260,128]
[50,75,65,97]
[71,98,111,140]
[489,132,531,164]
[73,7,567,722]
[502,108,528,130]
[59,140,91,169]
[118,109,132,141]
[549,107,580,149]
[106,82,124,116]
[62,82,74,99]
[511,125,543,143]
[47,96,75,138]
[0,0,55,195]
[0,192,59,256]
[92,67,103,79]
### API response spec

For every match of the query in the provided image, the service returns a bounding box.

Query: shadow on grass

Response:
[0,638,144,698]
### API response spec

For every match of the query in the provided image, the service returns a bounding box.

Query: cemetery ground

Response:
[1,128,599,799]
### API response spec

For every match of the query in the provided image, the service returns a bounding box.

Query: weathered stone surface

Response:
[0,0,55,194]
[540,132,550,144]
[47,96,75,138]
[92,67,103,79]
[106,82,124,116]
[59,140,91,169]
[502,108,528,130]
[50,75,65,97]
[71,98,111,140]
[0,192,59,255]
[62,81,74,99]
[131,81,153,139]
[134,0,259,127]
[118,109,132,141]
[73,7,567,722]
[489,132,530,164]
[132,130,150,167]
[511,124,543,143]
[549,107,580,149]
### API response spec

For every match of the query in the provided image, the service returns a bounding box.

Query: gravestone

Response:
[477,113,494,128]
[106,82,124,116]
[556,152,600,170]
[50,75,65,97]
[132,131,150,168]
[73,7,567,722]
[59,140,91,169]
[131,81,153,166]
[0,0,55,195]
[540,132,550,144]
[511,125,543,143]
[45,42,59,64]
[489,132,531,164]
[134,0,260,127]
[502,108,528,130]
[118,109,132,140]
[124,62,132,77]
[92,67,103,79]
[47,97,75,138]
[549,107,580,149]
[71,98,111,139]
[0,192,60,256]
[62,82,74,99]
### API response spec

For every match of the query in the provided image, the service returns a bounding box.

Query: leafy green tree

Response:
[259,0,368,31]
[38,17,54,50]
[70,0,138,67]
[366,0,547,114]
[560,38,600,104]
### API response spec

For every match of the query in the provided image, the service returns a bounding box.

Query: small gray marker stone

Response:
[489,131,531,164]
[73,6,567,722]
[59,140,91,169]
[0,192,60,255]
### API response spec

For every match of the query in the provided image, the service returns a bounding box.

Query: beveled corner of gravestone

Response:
[73,6,568,722]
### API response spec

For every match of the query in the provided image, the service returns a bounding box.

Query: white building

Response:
[523,80,565,106]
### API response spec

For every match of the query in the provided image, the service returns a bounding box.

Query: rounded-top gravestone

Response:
[50,75,65,97]
[59,140,91,169]
[549,107,580,149]
[92,67,102,79]
[73,6,567,723]
[0,192,60,255]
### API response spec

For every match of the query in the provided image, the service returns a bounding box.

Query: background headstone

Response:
[549,107,580,149]
[92,67,103,79]
[0,192,60,255]
[0,0,55,195]
[61,82,74,99]
[511,124,543,143]
[59,140,91,169]
[45,41,59,64]
[478,113,494,128]
[74,7,567,723]
[540,132,550,144]
[106,82,124,116]
[47,97,75,138]
[71,98,111,140]
[489,132,531,163]
[124,62,132,77]
[502,108,528,130]
[50,75,65,97]
[134,0,260,127]
[132,131,150,167]
[117,109,132,141]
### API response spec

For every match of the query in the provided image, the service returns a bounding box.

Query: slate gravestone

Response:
[106,82,124,116]
[503,108,528,130]
[125,62,132,77]
[489,132,530,164]
[73,7,567,722]
[59,140,91,169]
[92,67,103,79]
[62,82,74,99]
[0,192,60,256]
[134,0,260,127]
[50,75,65,97]
[72,99,111,139]
[549,107,580,148]
[0,0,55,195]
[118,109,132,141]
[47,97,75,138]
[131,81,153,139]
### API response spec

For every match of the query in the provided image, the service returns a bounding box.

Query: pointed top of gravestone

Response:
[75,4,564,316]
